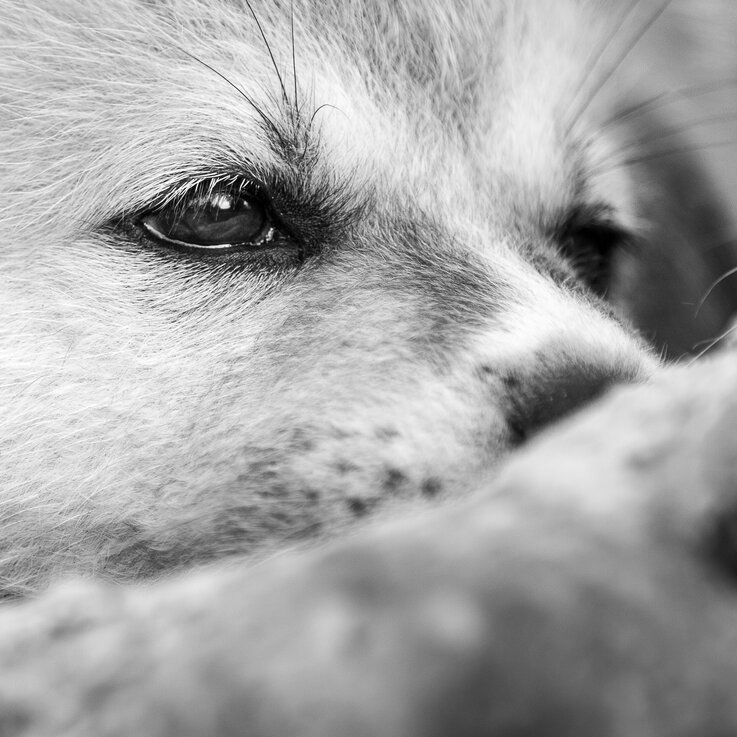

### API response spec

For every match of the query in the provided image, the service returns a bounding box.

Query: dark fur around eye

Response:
[555,205,633,298]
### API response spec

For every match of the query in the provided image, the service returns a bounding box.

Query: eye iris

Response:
[143,190,269,249]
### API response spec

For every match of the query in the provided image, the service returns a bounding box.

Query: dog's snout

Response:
[504,362,642,443]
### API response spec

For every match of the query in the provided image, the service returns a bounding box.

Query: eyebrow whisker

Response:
[243,0,290,109]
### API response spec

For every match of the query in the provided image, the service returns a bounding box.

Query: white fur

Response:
[1,2,737,730]
[2,0,692,592]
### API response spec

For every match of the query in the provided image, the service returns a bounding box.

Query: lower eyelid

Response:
[139,215,279,251]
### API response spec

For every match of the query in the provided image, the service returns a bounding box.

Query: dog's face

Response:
[7,0,732,594]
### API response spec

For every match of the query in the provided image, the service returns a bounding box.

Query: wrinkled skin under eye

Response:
[140,189,274,250]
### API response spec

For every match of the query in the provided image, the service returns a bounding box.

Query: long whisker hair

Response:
[612,110,737,155]
[567,0,675,135]
[688,322,737,363]
[565,0,641,133]
[243,0,290,109]
[291,0,299,116]
[696,265,737,317]
[620,139,737,168]
[603,79,737,130]
[174,47,289,150]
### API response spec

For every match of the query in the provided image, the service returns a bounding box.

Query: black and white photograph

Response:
[1,1,737,734]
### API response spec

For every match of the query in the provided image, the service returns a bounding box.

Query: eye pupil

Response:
[141,186,271,251]
[183,194,266,244]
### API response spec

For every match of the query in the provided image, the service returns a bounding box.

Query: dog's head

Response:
[1,0,734,592]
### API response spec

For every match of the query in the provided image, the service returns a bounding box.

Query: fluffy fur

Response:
[1,0,737,733]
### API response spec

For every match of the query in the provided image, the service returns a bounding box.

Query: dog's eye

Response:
[140,184,275,252]
[557,207,630,297]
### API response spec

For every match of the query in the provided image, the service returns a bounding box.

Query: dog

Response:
[1,0,736,733]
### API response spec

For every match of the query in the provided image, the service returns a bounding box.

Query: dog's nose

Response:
[504,361,644,443]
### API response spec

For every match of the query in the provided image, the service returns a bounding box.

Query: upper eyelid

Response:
[559,202,618,230]
[142,174,267,214]
[552,202,637,245]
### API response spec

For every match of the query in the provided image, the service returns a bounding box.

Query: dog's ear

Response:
[610,0,737,359]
